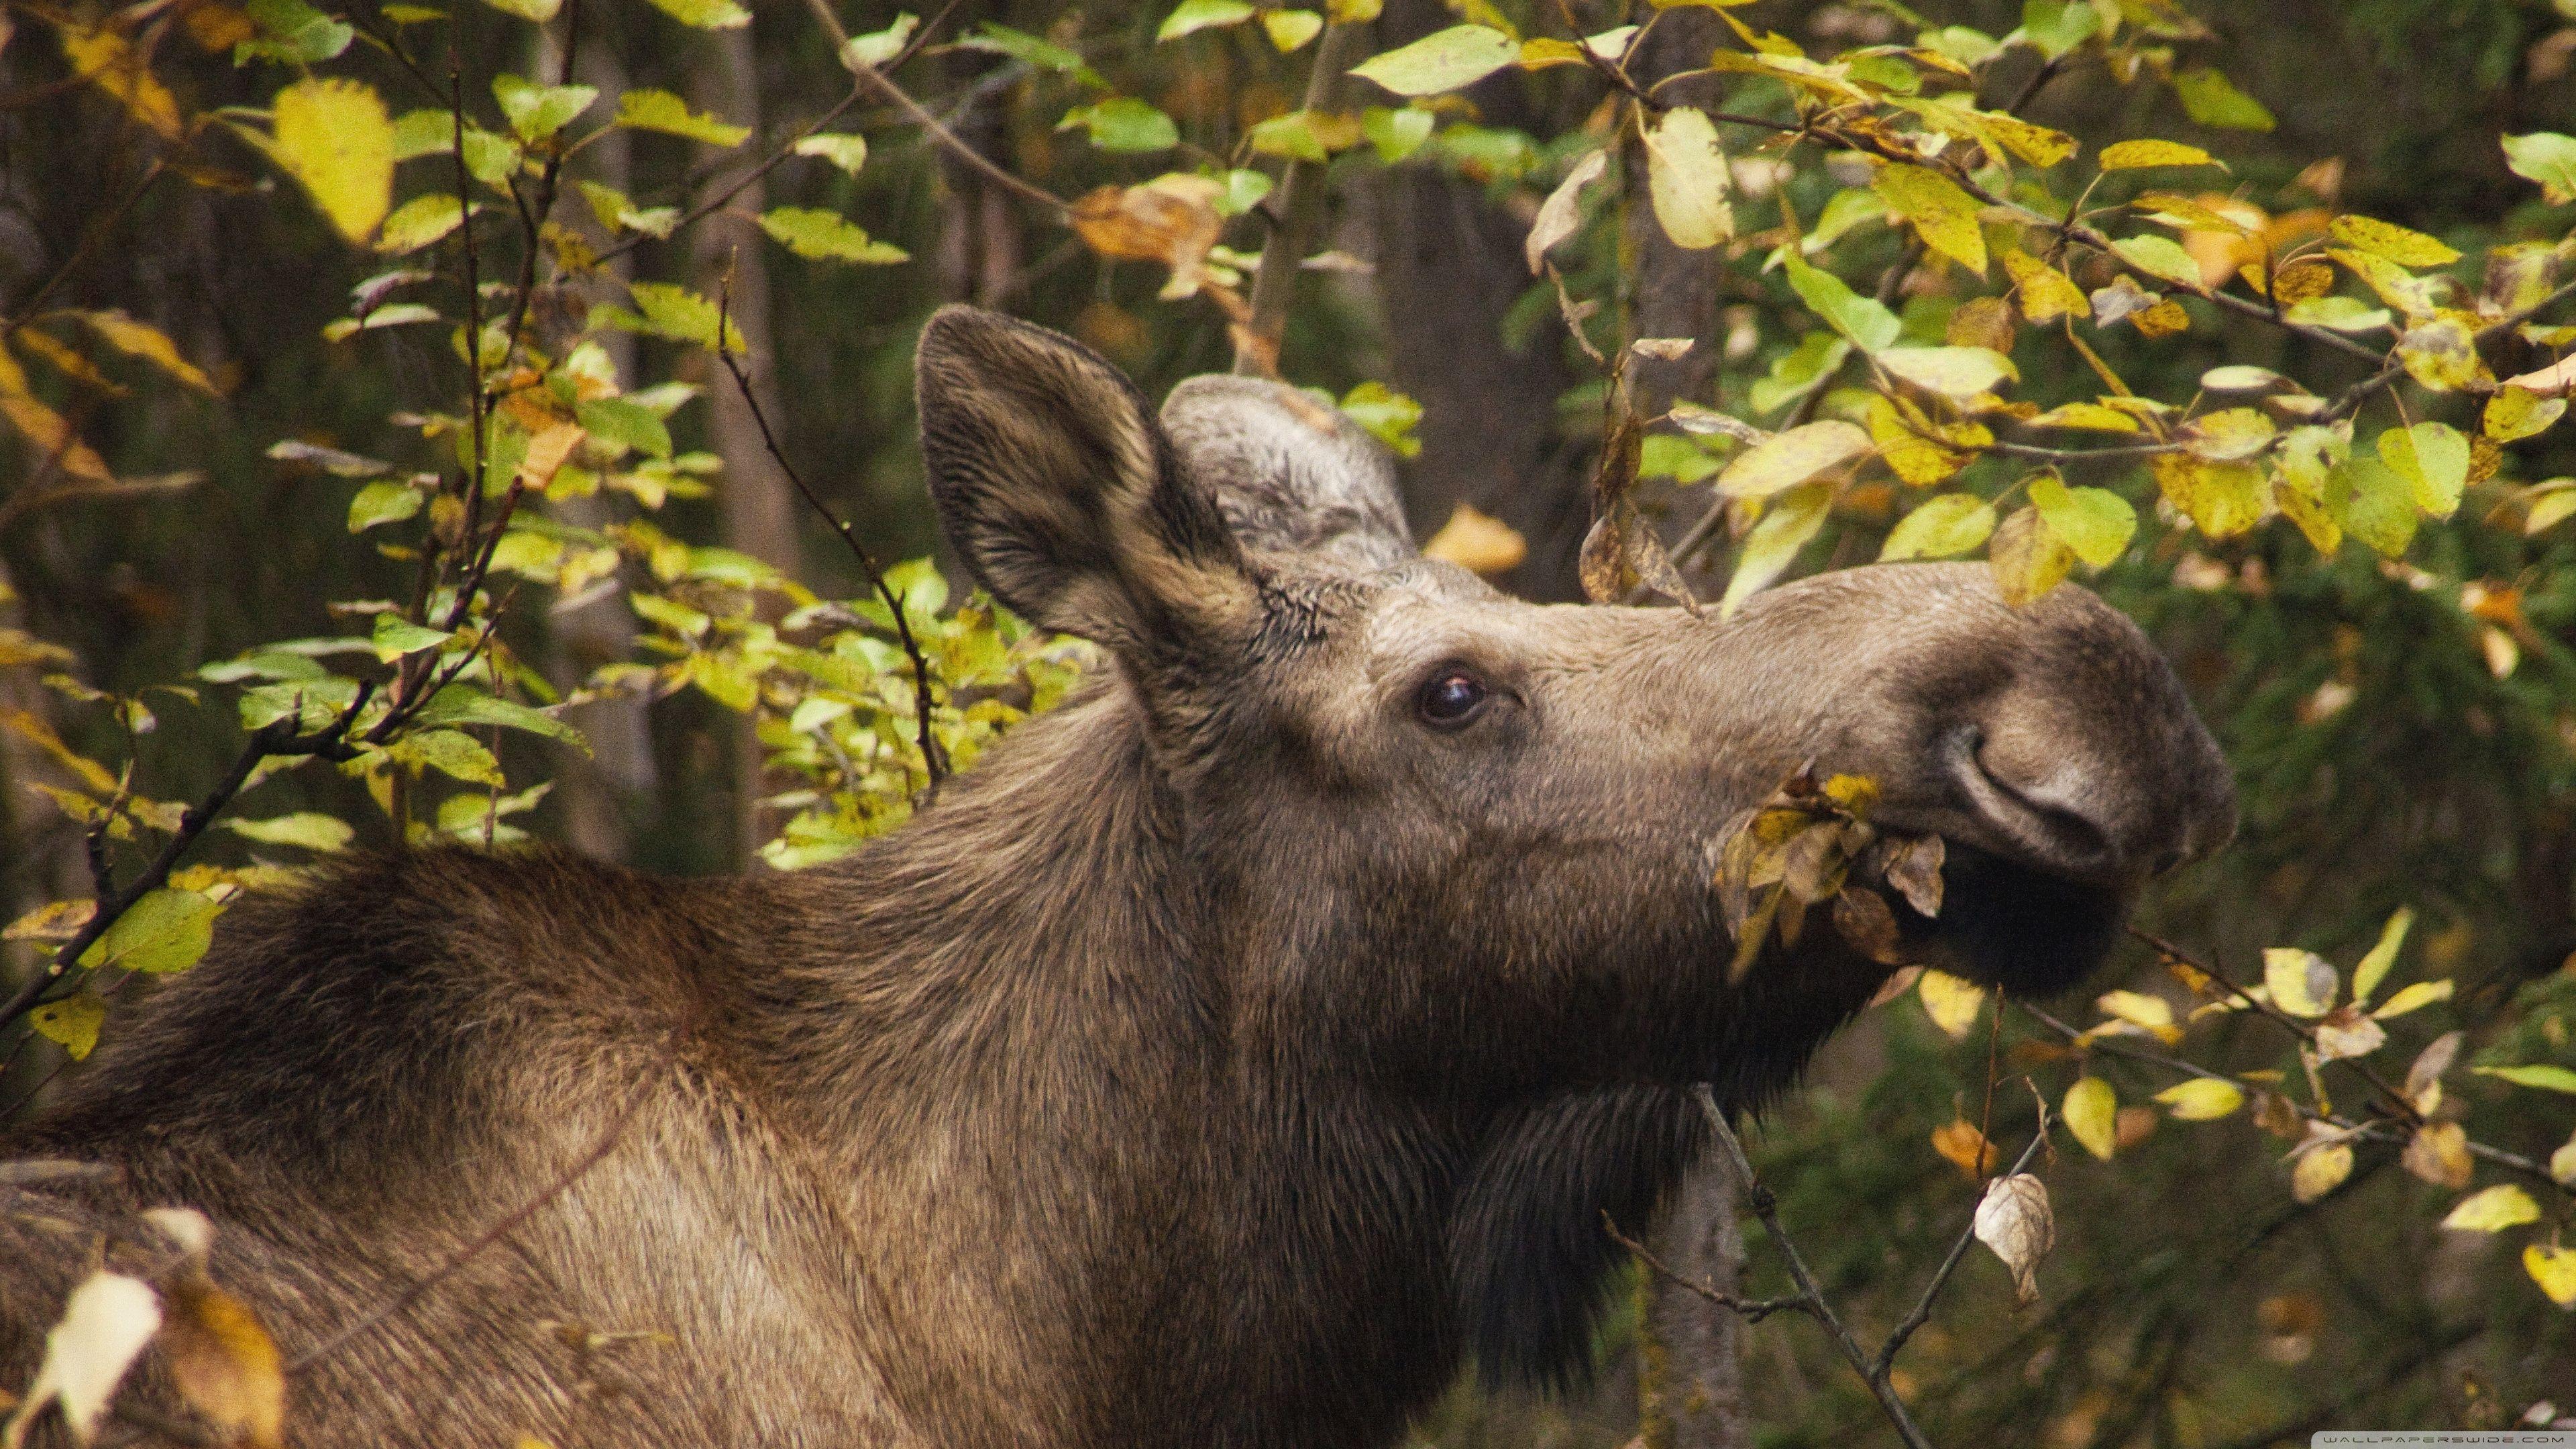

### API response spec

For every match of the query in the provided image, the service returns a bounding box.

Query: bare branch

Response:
[712,281,948,792]
[1234,21,1367,374]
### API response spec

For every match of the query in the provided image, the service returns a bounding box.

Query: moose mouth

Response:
[1880,725,2144,998]
[1894,839,2131,1000]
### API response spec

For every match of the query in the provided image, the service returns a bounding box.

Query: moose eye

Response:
[1415,669,1491,728]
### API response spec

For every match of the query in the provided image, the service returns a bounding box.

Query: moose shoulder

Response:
[1,307,2234,1449]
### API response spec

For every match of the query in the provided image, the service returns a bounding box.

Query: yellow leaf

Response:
[2440,1183,2540,1233]
[2151,453,2264,538]
[60,24,185,140]
[2370,978,2454,1020]
[0,391,115,485]
[1872,163,1985,275]
[2002,248,2087,323]
[2155,1077,2245,1121]
[74,310,219,394]
[1644,106,1732,250]
[1715,420,1869,500]
[2099,139,2217,170]
[2262,947,2338,1017]
[2290,1137,2354,1201]
[1917,969,1987,1038]
[1931,1117,1999,1179]
[162,1280,284,1448]
[1718,482,1831,618]
[273,78,396,243]
[1420,502,1527,576]
[2095,988,2174,1032]
[2327,213,2461,268]
[2526,1244,2576,1309]
[2351,905,2414,1004]
[1988,503,2072,606]
[2063,1076,2117,1161]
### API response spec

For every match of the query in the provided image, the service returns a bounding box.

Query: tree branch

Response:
[713,282,947,792]
[1234,21,1366,374]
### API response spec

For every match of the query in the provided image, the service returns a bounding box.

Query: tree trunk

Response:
[691,28,802,866]
[544,27,659,863]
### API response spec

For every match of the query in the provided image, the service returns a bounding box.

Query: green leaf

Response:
[222,812,356,851]
[385,729,504,786]
[272,78,396,243]
[955,23,1106,87]
[2284,295,2392,332]
[241,0,356,62]
[1059,97,1179,153]
[1248,111,1332,163]
[1263,9,1324,49]
[841,13,917,68]
[1720,482,1831,619]
[1338,381,1423,458]
[2502,131,2576,203]
[2375,421,2468,518]
[615,89,751,146]
[1362,106,1435,163]
[411,686,589,749]
[1348,24,1519,96]
[639,0,750,27]
[1717,421,1872,500]
[29,992,105,1060]
[1158,0,1255,40]
[2111,233,2204,290]
[2474,1064,2576,1094]
[619,282,747,352]
[2098,139,2215,170]
[492,74,597,144]
[1877,346,2016,398]
[1782,253,1901,352]
[375,194,466,254]
[576,396,673,459]
[792,133,869,175]
[2153,1077,2245,1120]
[1871,163,1983,274]
[372,614,453,661]
[1880,493,1995,560]
[757,207,910,264]
[2337,455,2419,557]
[390,108,454,162]
[2029,475,2135,568]
[1643,106,1732,250]
[2017,0,2098,61]
[347,480,424,532]
[474,0,558,17]
[78,889,222,975]
[2171,67,2273,131]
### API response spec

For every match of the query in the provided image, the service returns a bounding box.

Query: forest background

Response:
[4,0,2576,1443]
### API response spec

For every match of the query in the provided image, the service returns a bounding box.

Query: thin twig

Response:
[797,0,1068,218]
[1875,1128,2047,1380]
[1693,1084,1939,1449]
[1605,1208,1810,1323]
[712,282,947,792]
[284,1075,653,1373]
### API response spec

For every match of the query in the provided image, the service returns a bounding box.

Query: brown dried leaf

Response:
[1881,833,1945,916]
[2402,1120,2473,1189]
[2312,1004,2387,1063]
[1933,1118,2000,1179]
[1973,1173,2055,1305]
[1831,885,1906,965]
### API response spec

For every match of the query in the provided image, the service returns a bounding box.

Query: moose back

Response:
[1,307,2234,1449]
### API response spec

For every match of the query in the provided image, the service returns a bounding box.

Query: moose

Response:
[2,306,2234,1448]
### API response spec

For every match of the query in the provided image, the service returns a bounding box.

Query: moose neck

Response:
[746,679,1521,1443]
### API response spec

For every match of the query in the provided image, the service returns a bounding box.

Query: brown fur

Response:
[1,308,2234,1448]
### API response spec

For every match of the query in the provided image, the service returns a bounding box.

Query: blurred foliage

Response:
[3,0,2576,1442]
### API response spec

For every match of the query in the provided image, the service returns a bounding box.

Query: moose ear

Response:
[1161,376,1415,572]
[915,307,1258,659]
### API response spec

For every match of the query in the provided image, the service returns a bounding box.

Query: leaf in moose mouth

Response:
[1711,765,1947,981]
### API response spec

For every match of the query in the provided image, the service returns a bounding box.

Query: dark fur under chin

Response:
[1446,848,2131,1392]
